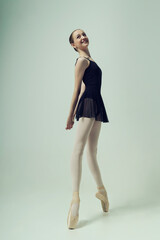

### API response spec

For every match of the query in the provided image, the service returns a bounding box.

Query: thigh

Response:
[74,117,95,146]
[87,120,102,150]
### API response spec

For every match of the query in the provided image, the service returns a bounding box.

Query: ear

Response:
[71,42,76,50]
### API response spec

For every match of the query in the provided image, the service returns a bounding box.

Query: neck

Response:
[78,49,91,58]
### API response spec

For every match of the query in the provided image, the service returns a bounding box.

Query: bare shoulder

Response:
[75,57,89,69]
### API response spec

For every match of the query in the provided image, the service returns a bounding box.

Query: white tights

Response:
[70,117,104,216]
[70,117,104,192]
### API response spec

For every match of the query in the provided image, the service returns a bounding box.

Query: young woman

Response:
[65,29,109,229]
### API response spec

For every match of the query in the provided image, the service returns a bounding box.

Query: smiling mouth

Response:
[81,39,88,44]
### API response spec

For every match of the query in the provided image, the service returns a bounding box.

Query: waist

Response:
[86,86,101,92]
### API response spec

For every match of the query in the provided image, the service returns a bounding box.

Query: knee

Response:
[73,143,85,157]
[87,146,97,156]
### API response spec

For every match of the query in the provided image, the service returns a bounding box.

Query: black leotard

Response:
[75,57,109,123]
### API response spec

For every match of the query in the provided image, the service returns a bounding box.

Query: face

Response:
[71,29,89,51]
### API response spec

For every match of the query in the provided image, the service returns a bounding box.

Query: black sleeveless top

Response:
[74,57,109,123]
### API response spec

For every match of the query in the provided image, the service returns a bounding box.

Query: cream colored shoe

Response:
[67,191,80,229]
[95,185,109,212]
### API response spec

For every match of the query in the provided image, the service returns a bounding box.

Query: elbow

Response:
[74,88,81,97]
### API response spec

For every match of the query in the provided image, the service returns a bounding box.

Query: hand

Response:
[65,114,75,130]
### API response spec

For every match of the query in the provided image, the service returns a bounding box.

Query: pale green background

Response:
[0,0,160,239]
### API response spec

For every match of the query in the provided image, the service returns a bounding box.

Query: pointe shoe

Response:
[67,192,80,229]
[95,185,109,212]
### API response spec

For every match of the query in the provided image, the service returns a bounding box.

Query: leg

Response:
[86,120,109,212]
[70,117,95,192]
[69,117,95,217]
[86,120,104,187]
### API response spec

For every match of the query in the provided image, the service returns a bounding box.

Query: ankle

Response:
[72,191,79,196]
[97,185,106,192]
[97,185,105,190]
[72,191,80,201]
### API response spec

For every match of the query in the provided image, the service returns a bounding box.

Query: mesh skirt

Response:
[75,98,109,123]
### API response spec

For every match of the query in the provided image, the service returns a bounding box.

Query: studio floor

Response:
[1,190,160,240]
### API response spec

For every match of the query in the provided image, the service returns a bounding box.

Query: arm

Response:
[73,81,86,118]
[67,58,88,119]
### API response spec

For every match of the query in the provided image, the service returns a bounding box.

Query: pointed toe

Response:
[95,185,109,212]
[67,192,80,229]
